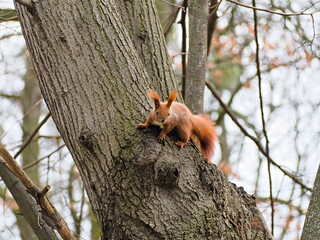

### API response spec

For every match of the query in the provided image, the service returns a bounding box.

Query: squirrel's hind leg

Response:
[175,123,191,149]
[175,141,188,149]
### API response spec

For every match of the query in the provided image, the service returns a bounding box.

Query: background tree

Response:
[16,49,40,239]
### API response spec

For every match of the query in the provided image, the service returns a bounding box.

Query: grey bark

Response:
[115,0,177,96]
[0,159,58,240]
[184,0,208,114]
[15,0,272,239]
[301,164,320,240]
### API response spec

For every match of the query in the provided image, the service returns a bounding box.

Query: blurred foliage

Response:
[0,9,17,23]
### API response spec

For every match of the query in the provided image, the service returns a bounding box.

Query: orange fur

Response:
[137,89,217,161]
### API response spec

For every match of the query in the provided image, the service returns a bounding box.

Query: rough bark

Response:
[115,0,177,95]
[0,144,75,240]
[301,164,320,239]
[184,0,208,114]
[15,0,272,239]
[0,158,58,240]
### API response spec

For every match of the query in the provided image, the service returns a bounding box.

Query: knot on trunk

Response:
[78,128,95,151]
[155,161,180,188]
[134,130,162,165]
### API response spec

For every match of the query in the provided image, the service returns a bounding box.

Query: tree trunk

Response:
[301,163,320,239]
[21,49,41,183]
[16,49,41,240]
[15,0,272,239]
[184,0,208,114]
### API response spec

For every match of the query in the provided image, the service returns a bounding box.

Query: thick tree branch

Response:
[0,157,58,240]
[0,145,76,240]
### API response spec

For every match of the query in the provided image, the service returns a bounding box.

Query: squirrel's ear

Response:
[147,90,160,108]
[167,89,177,108]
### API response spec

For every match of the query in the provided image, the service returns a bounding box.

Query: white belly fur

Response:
[152,120,164,129]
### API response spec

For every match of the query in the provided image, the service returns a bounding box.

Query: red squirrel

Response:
[137,89,217,161]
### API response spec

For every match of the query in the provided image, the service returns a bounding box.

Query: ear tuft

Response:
[147,90,160,108]
[167,90,177,108]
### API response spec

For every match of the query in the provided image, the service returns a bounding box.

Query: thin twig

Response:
[252,0,274,234]
[14,113,51,159]
[158,0,185,11]
[257,196,307,216]
[208,0,223,18]
[23,144,66,170]
[226,0,320,16]
[310,14,316,48]
[205,81,312,192]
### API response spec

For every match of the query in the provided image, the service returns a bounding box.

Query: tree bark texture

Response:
[0,159,58,240]
[301,163,320,240]
[15,0,272,239]
[184,0,208,114]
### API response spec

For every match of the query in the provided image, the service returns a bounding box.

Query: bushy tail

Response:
[191,114,217,161]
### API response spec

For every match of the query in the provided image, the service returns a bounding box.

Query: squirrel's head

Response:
[147,89,177,125]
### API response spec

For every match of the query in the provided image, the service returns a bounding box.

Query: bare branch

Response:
[14,112,51,159]
[157,0,185,10]
[252,0,274,234]
[205,81,312,192]
[0,145,76,240]
[0,93,20,100]
[15,0,33,8]
[226,0,320,16]
[23,144,66,171]
[0,157,59,240]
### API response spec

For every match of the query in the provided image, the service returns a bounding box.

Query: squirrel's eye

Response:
[168,113,170,116]
[156,112,159,115]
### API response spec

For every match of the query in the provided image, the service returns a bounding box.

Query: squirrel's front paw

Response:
[137,123,147,129]
[157,134,166,144]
